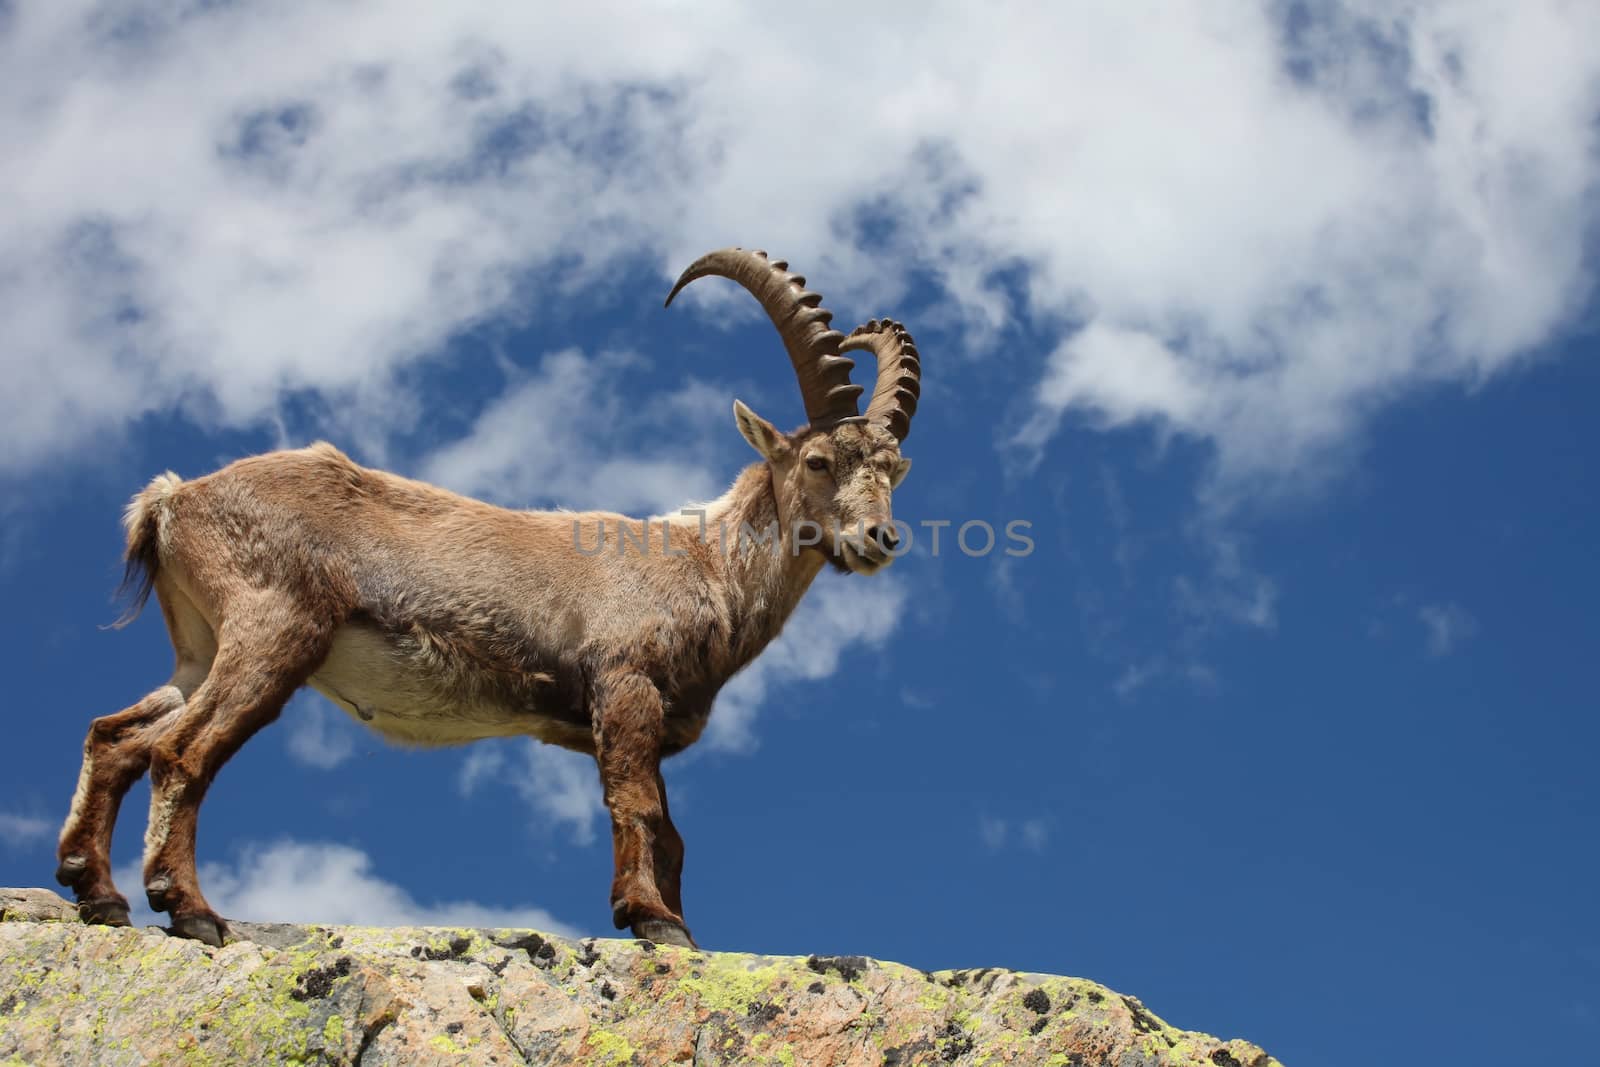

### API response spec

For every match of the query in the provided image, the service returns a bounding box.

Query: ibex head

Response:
[666,249,921,575]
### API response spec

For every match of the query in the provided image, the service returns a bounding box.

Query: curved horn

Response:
[839,319,921,442]
[665,248,863,427]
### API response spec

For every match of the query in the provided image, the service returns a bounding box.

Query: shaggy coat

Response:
[55,248,919,949]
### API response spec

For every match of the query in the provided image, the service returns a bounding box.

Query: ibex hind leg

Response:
[57,586,214,927]
[56,686,191,925]
[141,596,334,947]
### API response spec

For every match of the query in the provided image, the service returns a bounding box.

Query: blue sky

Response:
[2,3,1598,1065]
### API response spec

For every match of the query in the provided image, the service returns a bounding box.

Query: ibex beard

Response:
[55,248,921,950]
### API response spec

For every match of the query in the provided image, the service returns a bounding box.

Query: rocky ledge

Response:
[0,887,1281,1066]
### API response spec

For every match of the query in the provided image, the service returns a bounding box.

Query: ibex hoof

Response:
[632,919,696,949]
[78,898,131,927]
[170,912,226,948]
[55,855,88,888]
[144,874,172,912]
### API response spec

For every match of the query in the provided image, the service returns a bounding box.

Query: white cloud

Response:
[1019,819,1050,852]
[990,557,1026,624]
[1012,2,1600,496]
[418,347,727,514]
[1,1,1593,499]
[1174,527,1281,633]
[979,816,1050,853]
[1113,660,1163,703]
[709,571,908,751]
[0,813,53,847]
[511,745,604,846]
[282,692,359,771]
[1419,601,1478,657]
[1019,324,1208,450]
[114,840,580,935]
[460,740,605,847]
[457,746,506,797]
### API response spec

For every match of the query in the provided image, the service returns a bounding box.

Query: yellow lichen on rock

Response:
[0,887,1284,1066]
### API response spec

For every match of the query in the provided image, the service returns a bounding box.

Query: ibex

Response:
[55,248,921,949]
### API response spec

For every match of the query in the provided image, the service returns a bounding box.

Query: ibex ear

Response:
[890,456,912,489]
[733,400,788,461]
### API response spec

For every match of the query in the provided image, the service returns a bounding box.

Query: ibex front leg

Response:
[592,670,695,948]
[653,768,687,923]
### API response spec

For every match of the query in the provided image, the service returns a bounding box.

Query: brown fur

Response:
[57,412,910,947]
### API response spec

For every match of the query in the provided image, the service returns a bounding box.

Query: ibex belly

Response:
[307,623,593,751]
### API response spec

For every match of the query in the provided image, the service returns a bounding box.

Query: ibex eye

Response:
[805,456,828,472]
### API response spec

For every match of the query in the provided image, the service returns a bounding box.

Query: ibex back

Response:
[55,248,922,948]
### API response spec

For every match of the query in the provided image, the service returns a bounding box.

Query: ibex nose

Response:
[865,523,901,553]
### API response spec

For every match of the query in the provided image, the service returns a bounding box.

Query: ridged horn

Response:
[665,248,863,427]
[839,318,921,442]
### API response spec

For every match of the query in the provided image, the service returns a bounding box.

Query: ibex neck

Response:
[700,463,825,664]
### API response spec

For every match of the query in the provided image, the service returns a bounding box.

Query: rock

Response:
[0,887,1282,1066]
[0,888,77,924]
